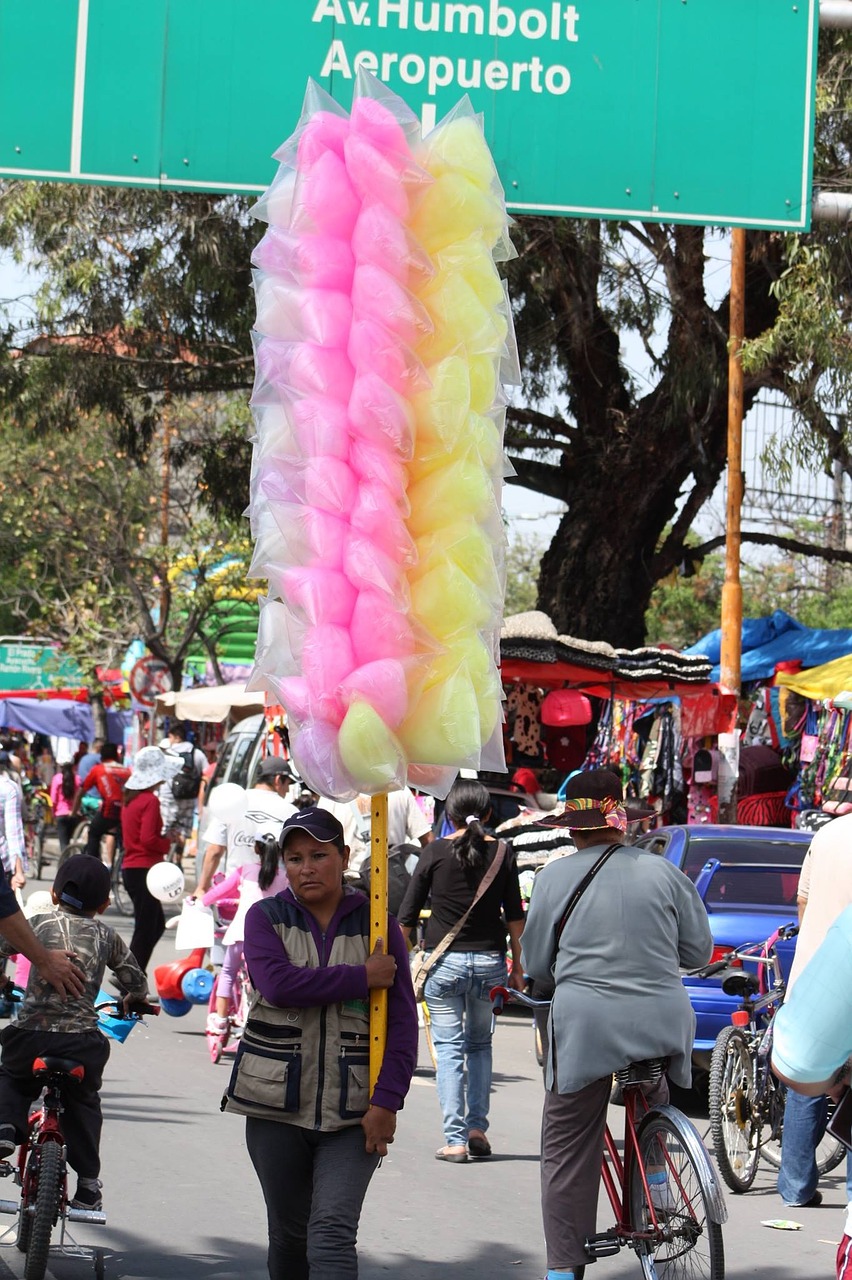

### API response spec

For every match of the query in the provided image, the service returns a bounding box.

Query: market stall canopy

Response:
[154,683,264,723]
[686,610,852,684]
[775,654,852,702]
[500,612,713,694]
[0,697,129,740]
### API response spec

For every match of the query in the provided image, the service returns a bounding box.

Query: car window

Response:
[636,832,671,857]
[703,864,802,909]
[207,737,238,795]
[230,735,257,789]
[683,837,807,883]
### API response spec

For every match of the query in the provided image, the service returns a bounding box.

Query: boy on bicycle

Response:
[0,855,148,1210]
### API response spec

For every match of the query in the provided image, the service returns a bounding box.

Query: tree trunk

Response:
[89,690,108,742]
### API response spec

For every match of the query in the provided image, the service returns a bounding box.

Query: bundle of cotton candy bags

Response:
[247,71,519,800]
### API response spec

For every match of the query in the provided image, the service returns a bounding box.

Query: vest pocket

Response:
[339,1049,370,1119]
[232,1048,302,1114]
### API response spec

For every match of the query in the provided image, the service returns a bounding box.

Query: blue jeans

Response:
[778,1089,852,1205]
[424,950,507,1147]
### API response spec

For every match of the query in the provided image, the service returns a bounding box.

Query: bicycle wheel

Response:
[709,1026,760,1192]
[59,824,90,869]
[630,1111,725,1280]
[23,1140,62,1280]
[110,847,133,917]
[16,1161,33,1253]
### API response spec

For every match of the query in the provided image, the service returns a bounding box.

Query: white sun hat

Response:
[125,746,184,791]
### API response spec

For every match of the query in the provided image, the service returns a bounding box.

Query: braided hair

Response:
[444,779,492,869]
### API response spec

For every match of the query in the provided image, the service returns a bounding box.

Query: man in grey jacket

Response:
[522,770,713,1280]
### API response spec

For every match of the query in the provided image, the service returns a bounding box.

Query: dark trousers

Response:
[85,813,119,859]
[245,1118,380,1280]
[541,1074,668,1270]
[55,815,79,854]
[122,867,165,973]
[0,1027,110,1179]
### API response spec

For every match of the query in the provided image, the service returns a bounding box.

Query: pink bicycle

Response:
[205,901,253,1065]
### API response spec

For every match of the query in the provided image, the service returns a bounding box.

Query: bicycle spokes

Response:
[632,1118,723,1279]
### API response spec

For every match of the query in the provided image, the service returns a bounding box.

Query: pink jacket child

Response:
[201,830,287,1034]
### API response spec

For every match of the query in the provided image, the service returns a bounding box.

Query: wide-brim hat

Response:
[538,768,655,830]
[125,746,184,791]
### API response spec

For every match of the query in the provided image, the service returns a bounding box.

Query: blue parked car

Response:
[634,824,811,1075]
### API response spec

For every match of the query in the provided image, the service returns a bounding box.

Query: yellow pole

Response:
[369,792,389,1092]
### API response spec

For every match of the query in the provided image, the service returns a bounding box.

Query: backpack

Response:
[171,751,203,801]
[354,843,417,917]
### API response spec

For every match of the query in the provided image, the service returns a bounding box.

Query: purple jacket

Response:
[243,886,417,1115]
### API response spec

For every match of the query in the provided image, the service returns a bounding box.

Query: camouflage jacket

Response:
[0,906,148,1033]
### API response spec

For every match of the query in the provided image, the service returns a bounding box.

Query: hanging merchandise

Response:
[245,74,518,798]
[540,689,592,728]
[644,704,685,820]
[506,683,543,765]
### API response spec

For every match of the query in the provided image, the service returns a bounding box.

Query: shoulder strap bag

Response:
[410,840,507,1000]
[532,843,622,1002]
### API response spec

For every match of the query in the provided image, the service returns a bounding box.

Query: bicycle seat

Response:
[32,1056,85,1081]
[720,970,760,998]
[613,1058,668,1087]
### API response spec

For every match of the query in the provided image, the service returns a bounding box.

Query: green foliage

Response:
[0,411,255,686]
[503,533,545,617]
[645,555,725,650]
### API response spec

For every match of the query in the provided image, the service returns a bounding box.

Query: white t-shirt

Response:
[387,788,432,847]
[203,787,296,874]
[788,812,852,993]
[318,788,431,872]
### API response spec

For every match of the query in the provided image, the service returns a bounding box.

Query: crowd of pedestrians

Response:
[0,729,850,1279]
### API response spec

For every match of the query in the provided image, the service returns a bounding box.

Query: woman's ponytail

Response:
[257,834,283,891]
[444,780,492,869]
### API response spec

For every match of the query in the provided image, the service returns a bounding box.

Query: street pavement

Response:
[0,860,843,1278]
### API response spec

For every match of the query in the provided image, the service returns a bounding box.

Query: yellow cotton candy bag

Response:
[398,668,481,764]
[337,701,408,793]
[433,239,505,310]
[419,116,499,192]
[409,561,492,640]
[411,356,470,453]
[411,521,500,595]
[406,458,493,536]
[418,275,504,365]
[469,354,498,413]
[410,172,504,254]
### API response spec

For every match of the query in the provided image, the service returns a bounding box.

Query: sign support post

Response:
[719,227,746,823]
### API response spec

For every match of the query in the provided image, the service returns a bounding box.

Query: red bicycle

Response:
[492,987,727,1280]
[0,998,159,1280]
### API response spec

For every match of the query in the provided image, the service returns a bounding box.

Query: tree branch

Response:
[686,530,852,568]
[504,456,566,502]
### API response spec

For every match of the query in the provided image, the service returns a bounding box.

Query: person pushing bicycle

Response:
[0,855,148,1211]
[521,770,713,1280]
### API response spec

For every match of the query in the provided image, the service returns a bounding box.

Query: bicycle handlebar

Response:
[490,985,552,1013]
[688,922,799,979]
[95,997,161,1019]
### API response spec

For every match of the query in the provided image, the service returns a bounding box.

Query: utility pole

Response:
[718,227,746,824]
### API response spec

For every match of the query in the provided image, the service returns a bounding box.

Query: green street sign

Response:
[0,0,818,229]
[0,641,83,691]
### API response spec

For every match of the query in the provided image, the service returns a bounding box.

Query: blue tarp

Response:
[685,610,852,684]
[0,699,129,741]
